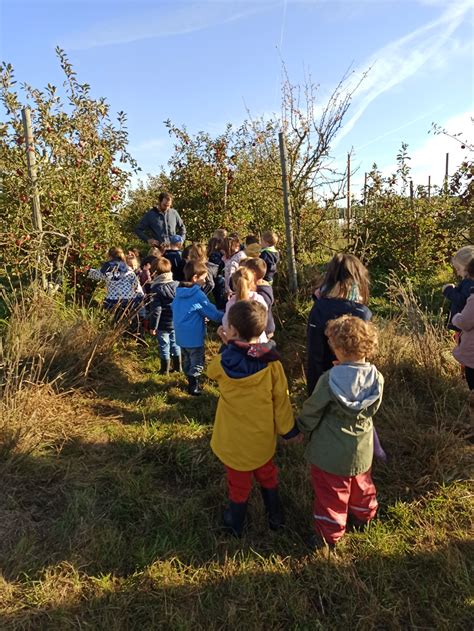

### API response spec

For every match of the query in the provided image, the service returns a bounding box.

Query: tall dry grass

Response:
[0,283,126,460]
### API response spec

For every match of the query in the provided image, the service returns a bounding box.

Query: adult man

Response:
[134,192,186,246]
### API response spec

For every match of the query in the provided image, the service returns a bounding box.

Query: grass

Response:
[0,286,473,629]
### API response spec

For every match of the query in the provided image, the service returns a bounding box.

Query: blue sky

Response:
[1,0,473,195]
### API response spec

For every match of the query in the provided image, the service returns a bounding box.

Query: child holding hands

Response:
[208,300,300,537]
[297,315,384,550]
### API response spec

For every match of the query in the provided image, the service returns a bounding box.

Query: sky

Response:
[1,0,473,196]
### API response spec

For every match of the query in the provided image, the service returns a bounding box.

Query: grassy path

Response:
[1,331,473,629]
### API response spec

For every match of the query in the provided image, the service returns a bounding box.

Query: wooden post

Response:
[22,107,46,290]
[278,132,298,295]
[346,153,351,245]
[428,175,431,200]
[444,152,449,194]
[409,180,414,211]
[363,172,367,207]
[22,107,43,233]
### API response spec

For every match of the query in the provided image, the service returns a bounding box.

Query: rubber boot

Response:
[260,486,285,531]
[171,355,182,373]
[223,501,248,537]
[159,358,171,375]
[307,532,336,552]
[187,375,201,396]
[347,513,370,533]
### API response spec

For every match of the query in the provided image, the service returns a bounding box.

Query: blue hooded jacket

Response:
[172,284,223,348]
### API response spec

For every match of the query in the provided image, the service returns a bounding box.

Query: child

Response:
[307,253,371,396]
[452,258,474,403]
[260,230,280,284]
[207,236,227,310]
[242,257,275,338]
[88,246,144,326]
[172,259,224,395]
[208,300,300,536]
[221,267,268,344]
[297,315,384,550]
[164,235,185,281]
[442,245,474,331]
[182,243,215,296]
[149,257,181,375]
[223,235,246,293]
[125,253,140,273]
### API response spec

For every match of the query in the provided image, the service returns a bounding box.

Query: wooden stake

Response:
[21,107,43,233]
[444,152,449,194]
[278,132,298,295]
[22,107,46,290]
[346,153,351,244]
[428,175,431,200]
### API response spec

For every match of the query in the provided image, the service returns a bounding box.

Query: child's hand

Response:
[217,326,228,344]
[284,433,304,445]
[150,329,156,336]
[442,283,454,292]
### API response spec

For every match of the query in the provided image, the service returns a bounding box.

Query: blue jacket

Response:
[135,207,186,244]
[172,284,223,348]
[306,296,372,396]
[443,278,474,331]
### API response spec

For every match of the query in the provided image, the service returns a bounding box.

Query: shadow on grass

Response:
[1,539,472,630]
[0,436,318,583]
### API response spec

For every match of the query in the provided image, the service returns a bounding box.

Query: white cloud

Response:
[333,0,473,147]
[63,1,267,50]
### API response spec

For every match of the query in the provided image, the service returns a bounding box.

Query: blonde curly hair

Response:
[326,315,378,359]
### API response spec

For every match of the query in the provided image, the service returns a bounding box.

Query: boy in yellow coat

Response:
[207,300,300,536]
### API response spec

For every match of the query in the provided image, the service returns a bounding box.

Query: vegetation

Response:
[0,280,472,629]
[1,52,472,630]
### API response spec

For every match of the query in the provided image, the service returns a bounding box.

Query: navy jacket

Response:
[443,278,474,331]
[135,207,186,244]
[256,284,276,334]
[260,248,280,283]
[148,277,179,332]
[306,296,372,396]
[164,249,185,281]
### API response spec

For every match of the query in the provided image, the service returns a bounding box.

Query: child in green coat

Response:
[297,315,384,549]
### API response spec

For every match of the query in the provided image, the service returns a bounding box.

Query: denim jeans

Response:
[181,346,205,377]
[157,330,181,360]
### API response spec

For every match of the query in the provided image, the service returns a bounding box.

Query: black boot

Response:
[171,355,182,373]
[347,513,370,533]
[223,501,248,537]
[159,358,171,375]
[260,486,285,530]
[187,375,201,396]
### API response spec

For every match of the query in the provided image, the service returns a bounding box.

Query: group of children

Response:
[88,235,474,550]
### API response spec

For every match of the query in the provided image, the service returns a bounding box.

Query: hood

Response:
[221,340,279,379]
[100,259,129,276]
[328,363,382,411]
[257,284,274,300]
[175,284,203,299]
[151,272,174,286]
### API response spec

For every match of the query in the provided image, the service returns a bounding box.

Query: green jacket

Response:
[297,363,384,476]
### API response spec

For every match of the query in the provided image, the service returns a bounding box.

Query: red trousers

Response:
[311,465,378,545]
[225,459,278,503]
